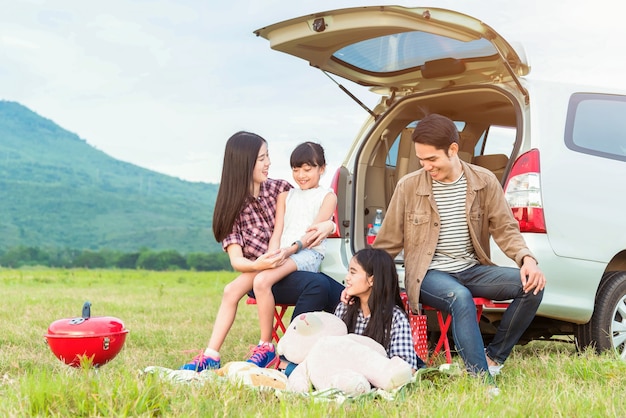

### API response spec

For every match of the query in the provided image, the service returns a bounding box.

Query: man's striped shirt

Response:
[429,173,478,272]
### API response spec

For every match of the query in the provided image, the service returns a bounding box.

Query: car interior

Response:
[354,86,522,248]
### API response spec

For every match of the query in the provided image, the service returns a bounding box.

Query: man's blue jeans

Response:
[419,264,543,375]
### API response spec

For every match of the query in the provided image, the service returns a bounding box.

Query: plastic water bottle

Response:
[373,209,383,234]
[366,223,376,245]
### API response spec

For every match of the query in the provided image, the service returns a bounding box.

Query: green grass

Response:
[1,268,626,417]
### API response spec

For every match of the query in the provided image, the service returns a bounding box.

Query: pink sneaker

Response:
[246,343,279,368]
[180,353,220,372]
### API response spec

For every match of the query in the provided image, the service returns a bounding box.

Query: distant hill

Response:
[0,100,221,253]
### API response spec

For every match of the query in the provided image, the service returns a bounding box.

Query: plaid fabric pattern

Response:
[388,306,421,370]
[221,178,292,260]
[334,303,420,370]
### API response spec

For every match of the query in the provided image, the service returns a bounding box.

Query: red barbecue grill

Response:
[45,301,129,367]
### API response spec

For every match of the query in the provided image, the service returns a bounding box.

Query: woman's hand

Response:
[253,248,285,270]
[227,244,288,273]
[274,247,292,265]
[303,219,335,248]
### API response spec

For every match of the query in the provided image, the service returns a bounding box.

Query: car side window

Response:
[565,93,626,161]
[476,125,516,156]
[387,134,400,167]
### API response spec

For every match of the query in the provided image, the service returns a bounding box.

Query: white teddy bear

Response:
[276,311,413,396]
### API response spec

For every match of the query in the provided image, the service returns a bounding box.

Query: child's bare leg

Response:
[253,260,297,343]
[206,271,256,351]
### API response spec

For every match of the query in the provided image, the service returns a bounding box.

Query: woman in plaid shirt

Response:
[335,248,426,371]
[180,131,343,372]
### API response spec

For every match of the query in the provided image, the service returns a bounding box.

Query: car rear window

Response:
[386,121,466,167]
[565,93,626,161]
[332,31,497,74]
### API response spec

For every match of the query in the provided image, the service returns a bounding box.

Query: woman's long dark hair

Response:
[212,131,266,243]
[341,248,406,350]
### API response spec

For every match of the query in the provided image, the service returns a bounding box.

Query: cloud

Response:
[1,0,625,186]
[1,34,39,49]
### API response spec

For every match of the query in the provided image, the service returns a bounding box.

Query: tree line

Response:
[0,246,232,271]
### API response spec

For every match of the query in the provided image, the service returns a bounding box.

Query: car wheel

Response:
[589,271,626,358]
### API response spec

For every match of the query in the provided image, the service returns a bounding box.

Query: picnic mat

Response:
[142,362,462,403]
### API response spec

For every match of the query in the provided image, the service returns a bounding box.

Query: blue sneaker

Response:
[246,344,279,368]
[180,353,220,372]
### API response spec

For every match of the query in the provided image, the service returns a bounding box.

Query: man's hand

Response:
[520,256,546,295]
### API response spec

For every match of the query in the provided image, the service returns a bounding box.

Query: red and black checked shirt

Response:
[221,178,292,260]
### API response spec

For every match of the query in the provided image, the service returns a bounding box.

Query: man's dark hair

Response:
[411,113,459,152]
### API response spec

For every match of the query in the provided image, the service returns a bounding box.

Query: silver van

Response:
[256,6,626,355]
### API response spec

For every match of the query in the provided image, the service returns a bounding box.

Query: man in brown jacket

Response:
[374,114,545,385]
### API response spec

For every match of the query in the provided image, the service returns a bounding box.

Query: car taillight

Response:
[329,168,341,238]
[503,149,546,233]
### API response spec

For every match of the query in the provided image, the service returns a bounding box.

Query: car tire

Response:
[586,271,626,357]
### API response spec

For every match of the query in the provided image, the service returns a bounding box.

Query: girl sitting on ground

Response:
[335,248,426,371]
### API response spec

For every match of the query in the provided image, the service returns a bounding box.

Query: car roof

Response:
[255,6,529,94]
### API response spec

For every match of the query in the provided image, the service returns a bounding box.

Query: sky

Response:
[2,0,625,186]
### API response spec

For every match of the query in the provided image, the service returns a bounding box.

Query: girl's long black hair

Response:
[340,248,406,350]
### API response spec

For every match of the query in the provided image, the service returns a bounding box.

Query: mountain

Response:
[0,100,221,253]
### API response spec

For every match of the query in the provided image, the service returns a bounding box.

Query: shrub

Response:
[136,250,187,271]
[186,252,232,271]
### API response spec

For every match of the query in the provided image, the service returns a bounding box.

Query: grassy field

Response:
[1,268,625,417]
